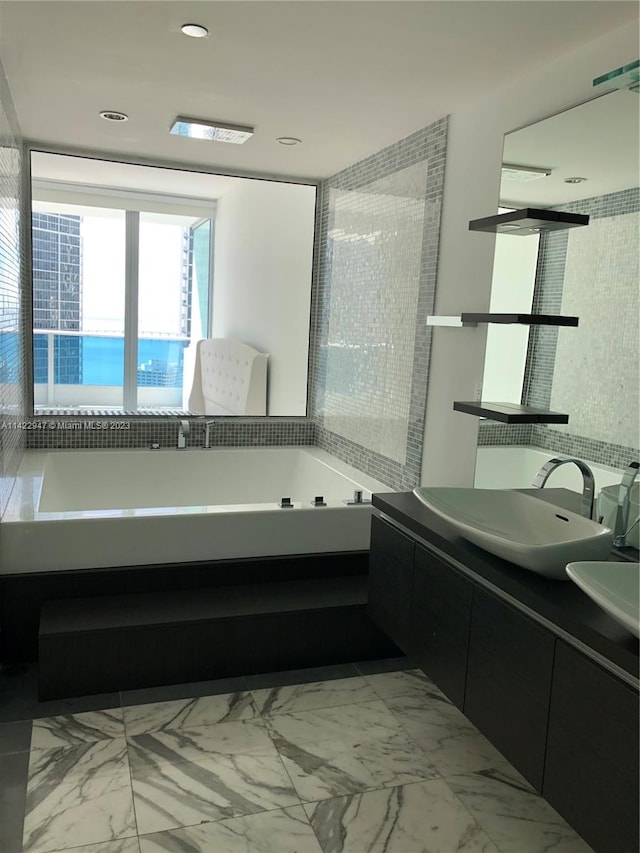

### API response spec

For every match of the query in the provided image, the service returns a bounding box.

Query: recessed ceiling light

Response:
[501,164,551,182]
[277,137,302,146]
[170,117,254,144]
[99,111,128,122]
[564,176,588,184]
[181,23,209,38]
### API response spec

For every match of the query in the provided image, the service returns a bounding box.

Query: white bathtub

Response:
[474,446,627,495]
[1,447,391,575]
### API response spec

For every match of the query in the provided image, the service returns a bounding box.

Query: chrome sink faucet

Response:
[613,461,639,546]
[203,419,216,449]
[177,419,190,449]
[532,457,595,519]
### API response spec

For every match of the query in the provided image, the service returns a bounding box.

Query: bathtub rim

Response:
[3,445,391,524]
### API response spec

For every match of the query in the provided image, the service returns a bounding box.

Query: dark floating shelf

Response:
[453,401,569,425]
[460,313,579,327]
[469,208,590,235]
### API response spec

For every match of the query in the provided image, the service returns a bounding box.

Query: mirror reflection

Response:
[30,151,317,416]
[476,88,639,491]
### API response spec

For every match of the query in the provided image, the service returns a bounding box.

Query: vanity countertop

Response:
[371,488,639,686]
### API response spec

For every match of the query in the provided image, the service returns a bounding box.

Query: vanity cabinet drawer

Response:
[543,641,639,853]
[412,544,472,709]
[464,586,555,790]
[368,516,415,652]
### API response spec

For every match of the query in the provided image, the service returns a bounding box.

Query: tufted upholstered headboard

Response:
[188,339,269,415]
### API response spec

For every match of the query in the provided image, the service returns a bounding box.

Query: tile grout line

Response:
[121,702,144,851]
[367,682,513,853]
[13,665,416,852]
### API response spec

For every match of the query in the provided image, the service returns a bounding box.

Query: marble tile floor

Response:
[0,659,594,853]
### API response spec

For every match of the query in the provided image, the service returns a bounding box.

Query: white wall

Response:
[421,21,639,486]
[481,226,539,403]
[211,179,316,416]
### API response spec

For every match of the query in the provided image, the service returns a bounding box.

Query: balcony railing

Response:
[33,329,189,410]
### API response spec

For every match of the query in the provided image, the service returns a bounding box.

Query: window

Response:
[32,202,211,412]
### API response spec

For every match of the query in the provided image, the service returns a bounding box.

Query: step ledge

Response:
[40,576,368,635]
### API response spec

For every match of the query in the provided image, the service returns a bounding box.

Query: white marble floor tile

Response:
[266,700,420,750]
[446,770,594,853]
[385,693,527,781]
[363,669,440,702]
[22,737,136,853]
[30,708,124,751]
[139,805,323,852]
[130,751,300,835]
[123,692,258,737]
[129,718,298,835]
[43,839,140,853]
[266,701,437,802]
[127,719,277,769]
[251,676,378,716]
[305,778,500,852]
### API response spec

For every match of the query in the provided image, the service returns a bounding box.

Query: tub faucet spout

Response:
[613,461,639,547]
[177,419,190,450]
[203,420,216,449]
[532,457,595,519]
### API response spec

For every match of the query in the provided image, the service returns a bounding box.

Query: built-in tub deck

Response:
[0,446,397,696]
[2,446,387,574]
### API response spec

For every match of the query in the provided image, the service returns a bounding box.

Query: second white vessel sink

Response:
[413,487,613,580]
[566,561,640,637]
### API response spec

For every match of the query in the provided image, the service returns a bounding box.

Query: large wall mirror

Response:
[29,151,317,416]
[475,87,639,490]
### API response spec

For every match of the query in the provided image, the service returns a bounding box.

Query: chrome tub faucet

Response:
[177,419,190,449]
[613,461,639,547]
[533,457,596,519]
[203,419,217,449]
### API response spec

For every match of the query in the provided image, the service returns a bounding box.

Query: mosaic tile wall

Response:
[484,187,640,469]
[551,210,639,448]
[0,59,26,514]
[476,421,636,471]
[477,423,534,448]
[24,416,315,451]
[312,118,448,490]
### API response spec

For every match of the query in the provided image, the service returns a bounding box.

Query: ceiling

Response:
[31,152,245,199]
[1,1,638,180]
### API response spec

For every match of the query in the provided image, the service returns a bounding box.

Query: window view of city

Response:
[32,203,211,411]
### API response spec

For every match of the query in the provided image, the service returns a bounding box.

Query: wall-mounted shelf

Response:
[469,208,590,235]
[461,312,579,327]
[428,313,579,328]
[453,401,569,424]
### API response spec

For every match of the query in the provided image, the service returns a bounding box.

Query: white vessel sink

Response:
[566,561,640,637]
[413,487,613,580]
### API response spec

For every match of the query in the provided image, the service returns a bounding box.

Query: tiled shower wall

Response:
[311,118,448,490]
[479,187,640,470]
[0,59,25,513]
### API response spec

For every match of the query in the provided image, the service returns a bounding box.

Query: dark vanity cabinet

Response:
[464,587,555,790]
[368,504,639,853]
[412,543,472,709]
[543,641,639,853]
[368,516,472,707]
[368,515,414,653]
